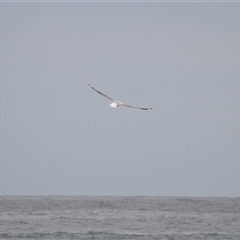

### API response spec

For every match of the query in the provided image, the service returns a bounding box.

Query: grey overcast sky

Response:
[1,3,240,197]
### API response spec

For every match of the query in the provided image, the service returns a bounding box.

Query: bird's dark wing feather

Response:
[120,103,152,110]
[88,84,114,101]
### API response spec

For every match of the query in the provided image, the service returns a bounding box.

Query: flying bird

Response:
[88,84,152,110]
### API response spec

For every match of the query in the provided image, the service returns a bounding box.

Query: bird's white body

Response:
[110,102,119,108]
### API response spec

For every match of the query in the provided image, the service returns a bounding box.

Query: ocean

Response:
[0,196,239,240]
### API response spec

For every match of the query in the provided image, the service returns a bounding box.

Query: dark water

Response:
[0,196,239,239]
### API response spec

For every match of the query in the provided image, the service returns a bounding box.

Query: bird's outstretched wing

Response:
[120,103,152,110]
[88,84,115,102]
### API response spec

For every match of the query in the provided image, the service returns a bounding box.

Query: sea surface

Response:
[0,196,239,240]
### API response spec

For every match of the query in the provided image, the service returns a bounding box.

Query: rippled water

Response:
[0,196,239,239]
